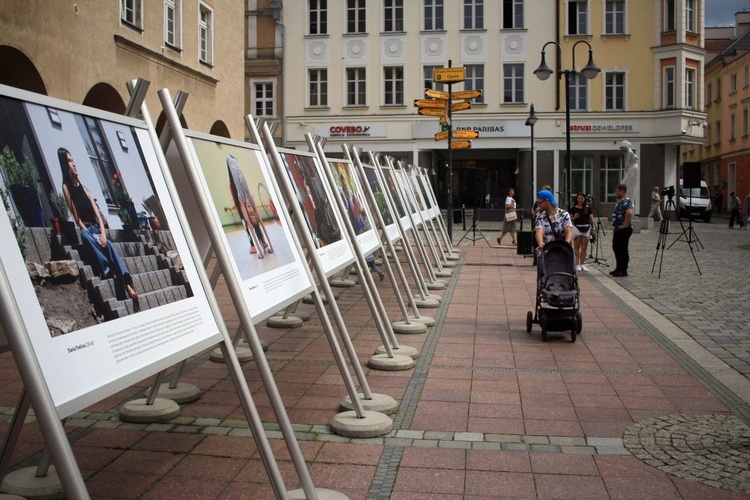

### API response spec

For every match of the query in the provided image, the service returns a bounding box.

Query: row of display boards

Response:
[0,80,458,499]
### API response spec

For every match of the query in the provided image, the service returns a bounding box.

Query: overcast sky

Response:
[706,0,749,26]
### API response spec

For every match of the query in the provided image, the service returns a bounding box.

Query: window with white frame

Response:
[745,66,749,87]
[685,67,695,109]
[424,0,444,30]
[567,0,588,35]
[571,155,593,198]
[568,73,587,111]
[384,67,404,105]
[346,67,367,106]
[253,82,275,117]
[600,155,623,202]
[198,3,213,65]
[347,0,366,34]
[465,65,484,103]
[605,72,625,111]
[664,0,675,31]
[664,66,675,108]
[503,64,524,103]
[165,0,181,48]
[686,0,695,32]
[121,0,143,29]
[424,66,445,91]
[384,0,404,32]
[731,73,737,93]
[309,69,328,107]
[604,0,624,34]
[743,108,748,136]
[502,0,523,29]
[309,0,328,35]
[463,0,484,29]
[730,113,736,140]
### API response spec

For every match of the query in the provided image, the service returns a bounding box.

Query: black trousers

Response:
[729,208,744,228]
[612,227,633,272]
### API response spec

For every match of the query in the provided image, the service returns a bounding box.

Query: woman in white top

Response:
[497,187,517,246]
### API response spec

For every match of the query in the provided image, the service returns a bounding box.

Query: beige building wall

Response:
[0,0,245,139]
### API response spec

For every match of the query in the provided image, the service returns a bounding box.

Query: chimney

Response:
[735,11,750,38]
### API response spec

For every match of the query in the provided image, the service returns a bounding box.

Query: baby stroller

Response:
[526,240,582,342]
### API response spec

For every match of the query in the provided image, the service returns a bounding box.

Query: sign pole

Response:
[447,60,453,242]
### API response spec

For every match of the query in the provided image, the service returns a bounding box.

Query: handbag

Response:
[504,211,518,222]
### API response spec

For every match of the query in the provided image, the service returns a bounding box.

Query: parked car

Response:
[678,179,712,223]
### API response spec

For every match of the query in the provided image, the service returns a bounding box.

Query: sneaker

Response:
[581,265,589,272]
[611,270,628,277]
[576,265,582,272]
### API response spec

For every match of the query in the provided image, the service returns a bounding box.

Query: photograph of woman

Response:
[569,192,596,272]
[497,187,517,246]
[227,154,274,259]
[58,147,139,302]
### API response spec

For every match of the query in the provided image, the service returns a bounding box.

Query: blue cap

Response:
[536,189,558,207]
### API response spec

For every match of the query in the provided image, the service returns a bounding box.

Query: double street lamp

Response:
[534,40,600,208]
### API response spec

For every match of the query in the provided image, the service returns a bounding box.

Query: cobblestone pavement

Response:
[624,413,750,493]
[580,216,750,379]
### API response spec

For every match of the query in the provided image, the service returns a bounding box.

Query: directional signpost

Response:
[453,130,479,139]
[412,61,482,239]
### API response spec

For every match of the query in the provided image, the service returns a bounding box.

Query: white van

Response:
[678,179,712,223]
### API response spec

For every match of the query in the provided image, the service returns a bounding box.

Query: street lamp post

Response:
[524,104,538,232]
[533,40,600,209]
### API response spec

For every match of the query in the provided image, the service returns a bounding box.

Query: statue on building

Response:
[619,140,639,212]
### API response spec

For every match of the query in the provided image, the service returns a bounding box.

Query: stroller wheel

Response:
[571,328,577,343]
[541,327,547,342]
[526,311,533,333]
[576,312,583,335]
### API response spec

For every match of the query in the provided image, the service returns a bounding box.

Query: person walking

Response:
[648,186,663,221]
[569,193,595,272]
[497,187,517,246]
[610,183,633,277]
[729,192,744,228]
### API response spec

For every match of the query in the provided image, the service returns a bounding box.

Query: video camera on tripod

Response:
[661,185,675,199]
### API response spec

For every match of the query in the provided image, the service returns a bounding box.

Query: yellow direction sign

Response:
[453,130,479,139]
[418,107,447,117]
[451,140,471,149]
[451,89,482,100]
[434,67,465,83]
[425,88,450,100]
[413,99,447,108]
[434,130,449,141]
[451,102,471,112]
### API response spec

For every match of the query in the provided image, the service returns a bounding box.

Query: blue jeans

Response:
[80,225,132,292]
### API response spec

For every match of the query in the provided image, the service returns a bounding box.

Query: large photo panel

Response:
[276,150,354,276]
[362,163,401,244]
[182,134,312,322]
[328,160,379,256]
[379,165,412,231]
[0,87,220,417]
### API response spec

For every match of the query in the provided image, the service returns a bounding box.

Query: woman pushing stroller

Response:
[534,189,573,248]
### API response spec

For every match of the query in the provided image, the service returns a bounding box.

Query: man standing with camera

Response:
[610,183,633,277]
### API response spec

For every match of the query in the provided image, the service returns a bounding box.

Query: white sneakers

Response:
[576,264,589,272]
[576,265,582,272]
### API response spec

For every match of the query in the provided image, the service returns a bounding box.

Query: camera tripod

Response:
[651,197,701,278]
[586,196,609,266]
[457,204,491,246]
